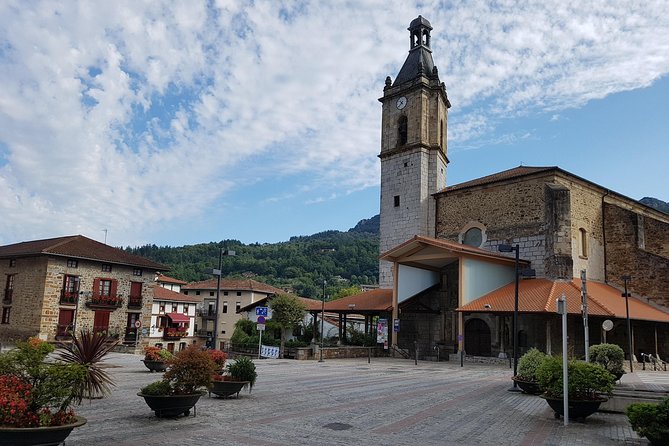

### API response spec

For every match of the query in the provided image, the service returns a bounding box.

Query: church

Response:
[377,16,669,361]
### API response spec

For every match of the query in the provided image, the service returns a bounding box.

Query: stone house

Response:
[182,279,284,350]
[378,17,669,361]
[0,235,167,346]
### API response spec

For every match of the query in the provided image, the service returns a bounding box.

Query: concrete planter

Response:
[542,396,607,420]
[209,380,249,398]
[142,359,167,372]
[137,392,204,418]
[0,416,86,446]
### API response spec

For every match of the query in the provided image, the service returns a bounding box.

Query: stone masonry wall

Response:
[604,203,669,308]
[0,257,48,342]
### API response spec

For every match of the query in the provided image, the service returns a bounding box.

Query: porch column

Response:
[364,316,369,336]
[343,314,348,344]
[458,312,464,353]
[312,312,318,343]
[391,261,399,348]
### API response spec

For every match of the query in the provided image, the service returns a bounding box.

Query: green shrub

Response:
[140,380,172,396]
[517,348,547,382]
[536,356,615,400]
[163,345,216,394]
[589,343,625,378]
[626,397,669,443]
[226,356,257,391]
[285,339,309,348]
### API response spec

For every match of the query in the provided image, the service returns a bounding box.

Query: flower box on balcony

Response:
[163,328,188,340]
[59,292,78,305]
[86,295,123,309]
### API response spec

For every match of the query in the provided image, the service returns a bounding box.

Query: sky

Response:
[1,1,668,248]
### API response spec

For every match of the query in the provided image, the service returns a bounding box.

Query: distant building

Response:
[182,279,283,349]
[156,273,187,293]
[0,235,167,347]
[147,286,200,353]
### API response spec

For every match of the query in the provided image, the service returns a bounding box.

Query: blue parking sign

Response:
[256,306,268,317]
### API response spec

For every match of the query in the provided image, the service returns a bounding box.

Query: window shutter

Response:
[110,279,118,297]
[93,278,101,297]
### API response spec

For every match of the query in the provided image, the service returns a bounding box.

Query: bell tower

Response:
[379,16,451,288]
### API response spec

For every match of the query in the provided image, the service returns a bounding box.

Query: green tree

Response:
[269,294,306,358]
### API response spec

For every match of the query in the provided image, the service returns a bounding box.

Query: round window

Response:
[462,227,483,247]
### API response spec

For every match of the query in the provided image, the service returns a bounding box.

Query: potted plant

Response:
[207,349,228,373]
[138,345,216,417]
[0,337,88,446]
[512,348,547,394]
[142,346,173,372]
[536,356,615,420]
[589,343,625,381]
[626,397,669,445]
[210,356,257,398]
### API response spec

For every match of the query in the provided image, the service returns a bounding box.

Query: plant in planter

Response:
[210,355,258,398]
[0,337,88,446]
[589,343,625,381]
[58,329,118,399]
[536,356,615,420]
[513,348,547,394]
[207,349,228,373]
[626,397,669,445]
[138,345,216,417]
[142,346,173,372]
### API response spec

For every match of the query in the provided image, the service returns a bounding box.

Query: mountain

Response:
[125,216,380,299]
[640,197,669,214]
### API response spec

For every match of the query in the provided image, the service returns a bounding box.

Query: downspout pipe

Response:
[602,189,610,283]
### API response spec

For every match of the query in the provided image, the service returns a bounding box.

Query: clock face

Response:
[396,96,407,110]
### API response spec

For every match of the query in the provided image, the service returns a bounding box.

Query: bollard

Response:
[414,340,418,366]
[368,347,371,364]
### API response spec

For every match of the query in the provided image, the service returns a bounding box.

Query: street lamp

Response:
[499,244,520,391]
[621,275,633,373]
[319,279,326,363]
[210,248,235,350]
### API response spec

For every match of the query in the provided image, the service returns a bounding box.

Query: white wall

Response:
[461,258,515,305]
[398,264,440,303]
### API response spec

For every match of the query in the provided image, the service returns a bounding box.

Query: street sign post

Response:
[256,307,268,317]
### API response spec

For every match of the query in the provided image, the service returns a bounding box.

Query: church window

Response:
[394,196,400,207]
[579,228,588,258]
[459,222,487,248]
[398,116,408,146]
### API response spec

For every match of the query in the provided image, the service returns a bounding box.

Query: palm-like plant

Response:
[58,329,118,400]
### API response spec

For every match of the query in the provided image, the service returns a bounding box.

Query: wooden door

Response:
[93,311,111,334]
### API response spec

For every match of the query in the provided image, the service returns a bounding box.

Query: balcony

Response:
[163,327,188,340]
[127,296,143,309]
[3,289,12,305]
[196,329,212,338]
[59,291,78,305]
[85,294,123,310]
[197,308,216,319]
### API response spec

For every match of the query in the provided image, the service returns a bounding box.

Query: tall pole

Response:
[319,279,326,362]
[212,248,223,351]
[581,270,589,362]
[557,293,569,426]
[622,276,633,372]
[511,244,519,389]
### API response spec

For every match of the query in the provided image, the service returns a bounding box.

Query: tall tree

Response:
[269,294,306,358]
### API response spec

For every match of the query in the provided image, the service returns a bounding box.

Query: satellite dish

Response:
[602,319,614,331]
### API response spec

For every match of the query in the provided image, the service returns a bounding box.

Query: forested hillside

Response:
[124,217,380,299]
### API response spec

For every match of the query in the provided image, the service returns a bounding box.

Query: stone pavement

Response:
[66,353,650,446]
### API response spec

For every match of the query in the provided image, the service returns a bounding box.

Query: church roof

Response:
[393,47,436,86]
[457,278,669,323]
[438,166,557,193]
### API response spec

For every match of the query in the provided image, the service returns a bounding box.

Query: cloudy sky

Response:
[1,1,667,248]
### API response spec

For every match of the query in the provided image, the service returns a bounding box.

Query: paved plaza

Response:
[66,353,654,446]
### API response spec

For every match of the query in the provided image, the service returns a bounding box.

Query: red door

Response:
[57,309,74,337]
[93,311,111,334]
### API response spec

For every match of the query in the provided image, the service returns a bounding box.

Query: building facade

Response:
[0,235,167,347]
[146,286,200,353]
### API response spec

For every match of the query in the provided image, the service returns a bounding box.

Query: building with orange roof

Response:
[182,278,284,349]
[156,273,187,293]
[146,286,202,352]
[0,235,168,348]
[377,19,669,361]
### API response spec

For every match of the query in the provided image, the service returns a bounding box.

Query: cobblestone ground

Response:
[66,354,647,446]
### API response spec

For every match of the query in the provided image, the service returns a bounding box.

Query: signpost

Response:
[134,320,142,347]
[581,270,589,362]
[556,293,569,426]
[256,308,267,358]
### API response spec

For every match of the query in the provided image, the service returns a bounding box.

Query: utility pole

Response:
[581,270,589,362]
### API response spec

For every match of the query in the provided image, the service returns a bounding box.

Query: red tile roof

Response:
[156,273,187,285]
[324,289,393,313]
[238,295,323,312]
[0,235,168,270]
[182,278,284,295]
[154,286,201,303]
[457,278,669,323]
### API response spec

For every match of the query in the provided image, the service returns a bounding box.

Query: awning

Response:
[166,312,190,323]
[457,278,669,323]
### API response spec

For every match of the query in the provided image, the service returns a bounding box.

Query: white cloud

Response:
[0,1,667,245]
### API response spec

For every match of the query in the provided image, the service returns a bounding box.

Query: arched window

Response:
[579,228,588,258]
[398,116,408,146]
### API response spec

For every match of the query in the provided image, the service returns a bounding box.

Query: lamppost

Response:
[499,244,520,391]
[319,279,326,363]
[210,248,235,350]
[621,275,633,372]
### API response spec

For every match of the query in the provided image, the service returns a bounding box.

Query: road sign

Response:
[257,324,265,331]
[257,315,266,324]
[141,328,148,336]
[256,306,268,317]
[134,320,142,329]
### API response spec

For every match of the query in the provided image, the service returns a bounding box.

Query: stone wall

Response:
[604,203,669,308]
[0,257,48,342]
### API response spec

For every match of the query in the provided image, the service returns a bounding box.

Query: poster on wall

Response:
[377,318,388,348]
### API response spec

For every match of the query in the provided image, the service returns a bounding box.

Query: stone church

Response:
[378,16,669,360]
